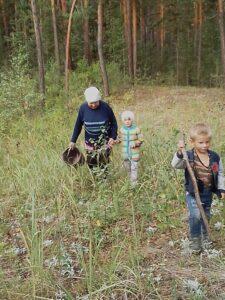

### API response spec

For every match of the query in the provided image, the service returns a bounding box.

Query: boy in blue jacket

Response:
[172,123,225,252]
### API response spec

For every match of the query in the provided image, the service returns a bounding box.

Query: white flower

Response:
[147,267,155,273]
[183,279,203,296]
[212,199,224,208]
[45,256,58,268]
[55,289,66,300]
[43,239,53,247]
[60,268,74,278]
[212,199,219,207]
[180,238,192,256]
[70,242,89,253]
[146,226,157,234]
[211,208,220,216]
[77,296,89,300]
[110,293,116,300]
[60,250,75,278]
[168,240,174,247]
[14,247,27,255]
[42,215,54,224]
[205,249,223,259]
[153,275,162,283]
[214,221,224,231]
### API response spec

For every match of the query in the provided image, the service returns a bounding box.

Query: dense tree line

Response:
[1,0,225,96]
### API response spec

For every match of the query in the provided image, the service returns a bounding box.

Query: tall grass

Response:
[1,86,225,299]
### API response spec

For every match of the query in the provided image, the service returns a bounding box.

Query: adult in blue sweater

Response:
[69,87,118,168]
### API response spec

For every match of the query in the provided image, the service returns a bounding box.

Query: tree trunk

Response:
[0,0,9,36]
[60,0,72,70]
[56,0,61,8]
[14,1,19,32]
[218,0,225,87]
[97,0,109,96]
[51,0,60,71]
[197,0,202,85]
[65,0,77,92]
[126,0,133,78]
[83,0,91,64]
[140,1,146,47]
[193,1,198,56]
[121,0,128,48]
[61,0,67,13]
[120,0,127,75]
[132,0,137,77]
[176,34,179,85]
[30,0,45,106]
[159,1,165,63]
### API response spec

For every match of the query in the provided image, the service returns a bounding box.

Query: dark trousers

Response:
[86,148,111,170]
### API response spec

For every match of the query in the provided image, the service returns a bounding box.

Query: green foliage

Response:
[104,1,125,65]
[69,59,102,96]
[107,61,130,92]
[67,59,127,98]
[44,60,65,109]
[0,0,224,88]
[0,46,40,135]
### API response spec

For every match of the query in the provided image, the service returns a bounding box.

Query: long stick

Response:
[182,134,211,239]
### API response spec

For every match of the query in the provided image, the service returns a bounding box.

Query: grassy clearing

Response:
[1,86,225,299]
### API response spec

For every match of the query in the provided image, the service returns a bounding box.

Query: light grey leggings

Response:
[123,159,138,185]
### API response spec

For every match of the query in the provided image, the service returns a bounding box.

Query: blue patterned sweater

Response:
[71,101,118,148]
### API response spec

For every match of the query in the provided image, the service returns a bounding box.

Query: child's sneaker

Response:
[202,234,213,249]
[190,237,202,253]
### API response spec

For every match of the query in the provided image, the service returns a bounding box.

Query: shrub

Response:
[0,46,40,135]
[68,59,128,99]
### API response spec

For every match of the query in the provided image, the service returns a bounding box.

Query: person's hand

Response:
[69,142,76,149]
[221,192,225,199]
[177,140,185,155]
[108,138,115,148]
[114,138,121,144]
[135,140,142,147]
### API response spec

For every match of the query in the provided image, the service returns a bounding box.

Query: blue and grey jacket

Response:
[71,101,118,148]
[171,149,225,196]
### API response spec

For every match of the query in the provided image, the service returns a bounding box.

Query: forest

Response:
[0,1,225,97]
[1,1,225,299]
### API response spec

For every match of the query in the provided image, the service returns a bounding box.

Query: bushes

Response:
[0,52,127,136]
[68,60,102,98]
[0,47,40,135]
[68,59,128,98]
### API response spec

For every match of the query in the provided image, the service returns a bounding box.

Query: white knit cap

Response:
[121,110,135,122]
[84,87,101,103]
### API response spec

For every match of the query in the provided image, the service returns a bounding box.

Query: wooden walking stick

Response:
[182,133,211,239]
